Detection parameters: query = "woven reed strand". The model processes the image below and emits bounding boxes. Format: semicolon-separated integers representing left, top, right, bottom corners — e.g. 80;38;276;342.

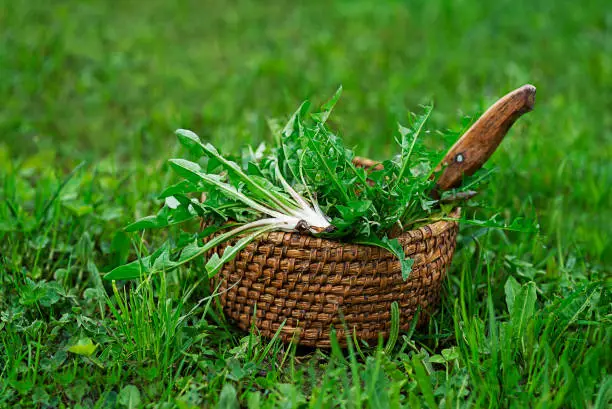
208;158;460;347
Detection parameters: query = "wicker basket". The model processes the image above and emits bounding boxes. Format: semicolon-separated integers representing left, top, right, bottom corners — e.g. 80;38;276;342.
208;158;460;348
206;84;537;347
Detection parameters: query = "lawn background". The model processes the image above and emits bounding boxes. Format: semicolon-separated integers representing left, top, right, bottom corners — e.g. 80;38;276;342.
1;0;610;408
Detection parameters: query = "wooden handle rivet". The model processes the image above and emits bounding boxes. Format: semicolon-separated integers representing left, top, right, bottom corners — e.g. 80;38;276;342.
455;153;465;163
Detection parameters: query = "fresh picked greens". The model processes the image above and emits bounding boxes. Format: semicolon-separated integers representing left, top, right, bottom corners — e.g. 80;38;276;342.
104;88;485;282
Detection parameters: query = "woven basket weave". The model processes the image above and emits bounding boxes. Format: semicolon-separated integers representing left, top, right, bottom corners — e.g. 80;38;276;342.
209;158;460;348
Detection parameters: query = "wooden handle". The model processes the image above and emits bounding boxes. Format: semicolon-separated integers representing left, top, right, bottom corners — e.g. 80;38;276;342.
434;84;536;193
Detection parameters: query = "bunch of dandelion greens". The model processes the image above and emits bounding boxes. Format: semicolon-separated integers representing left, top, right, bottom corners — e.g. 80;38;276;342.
104;88;492;282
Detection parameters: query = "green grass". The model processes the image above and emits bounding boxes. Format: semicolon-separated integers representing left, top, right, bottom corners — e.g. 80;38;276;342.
1;0;611;407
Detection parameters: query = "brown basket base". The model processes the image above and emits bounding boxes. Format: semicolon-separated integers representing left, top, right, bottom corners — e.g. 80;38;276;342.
213;212;459;348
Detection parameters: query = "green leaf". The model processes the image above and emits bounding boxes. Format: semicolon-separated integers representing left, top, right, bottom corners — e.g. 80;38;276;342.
428;354;446;364
336;200;372;220
106;223;276;280
124;215;159;231
504;276;521;314
383;237;415;280
176;128;205;156
411;354;438;409
550;282;602;346
76;232;94;263
110;231;131;266
169;158;279;216
65;380;89;402
158;180;200;198
278;101;310;181
118;385;141;409
457;214;540;233
104;242;169;280
32;387;50;405
62;201;94;216
67;338;98;357
105;237;209;280
384;301;400;355
176;128;202;145
176;131;297;212
124;202;196;232
246;392;261;409
510;281;537;340
169;158;205;183
311;85;342;124
217;383;239;409
176;399;200;409
395;104;433;185
354;235;414;280
39;282;62;307
205;227;273;277
104;257;151;280
303;131;351;202
281;100;310;139
441;347;459;361
18;279;63;307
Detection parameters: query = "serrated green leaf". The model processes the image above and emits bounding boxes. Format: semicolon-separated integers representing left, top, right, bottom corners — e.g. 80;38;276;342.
311;85;342;124
395;104;433;185
354;235;414;280
510;281;537;341
124;203;196;232
382;236;415;280
104;242;169;280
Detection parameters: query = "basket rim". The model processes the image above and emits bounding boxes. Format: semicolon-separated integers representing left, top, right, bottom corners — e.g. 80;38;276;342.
222;207;461;250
